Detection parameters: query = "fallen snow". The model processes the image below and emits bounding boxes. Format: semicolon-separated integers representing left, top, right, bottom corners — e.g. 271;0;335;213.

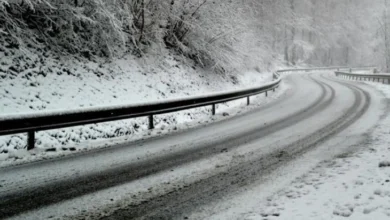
170;72;386;220
4;72;383;220
227;75;390;220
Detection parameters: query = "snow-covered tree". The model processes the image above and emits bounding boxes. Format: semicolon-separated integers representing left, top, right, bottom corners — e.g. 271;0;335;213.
0;0;386;72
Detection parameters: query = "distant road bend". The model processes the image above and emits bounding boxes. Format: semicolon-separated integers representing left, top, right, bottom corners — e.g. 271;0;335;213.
0;72;385;219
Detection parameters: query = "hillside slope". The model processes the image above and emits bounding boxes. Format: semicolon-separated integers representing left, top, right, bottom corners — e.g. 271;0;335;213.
0;37;283;165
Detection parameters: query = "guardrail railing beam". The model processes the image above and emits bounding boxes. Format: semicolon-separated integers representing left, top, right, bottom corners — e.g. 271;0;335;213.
334;68;390;86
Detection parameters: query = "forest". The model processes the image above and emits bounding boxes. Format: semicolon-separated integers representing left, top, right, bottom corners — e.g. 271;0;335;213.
0;0;388;73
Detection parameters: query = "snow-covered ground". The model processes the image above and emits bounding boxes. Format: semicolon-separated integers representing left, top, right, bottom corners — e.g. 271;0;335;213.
4;72;386;220
230;78;390;220
0;44;282;167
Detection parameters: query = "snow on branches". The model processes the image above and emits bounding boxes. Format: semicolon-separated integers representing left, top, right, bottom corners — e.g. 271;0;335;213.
0;0;383;72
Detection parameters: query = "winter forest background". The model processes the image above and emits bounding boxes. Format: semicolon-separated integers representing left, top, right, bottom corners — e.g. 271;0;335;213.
1;0;389;73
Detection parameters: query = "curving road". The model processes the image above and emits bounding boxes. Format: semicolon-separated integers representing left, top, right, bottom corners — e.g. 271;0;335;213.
0;72;385;220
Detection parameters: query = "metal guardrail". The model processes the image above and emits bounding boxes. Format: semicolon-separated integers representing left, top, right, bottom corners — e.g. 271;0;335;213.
277;66;348;73
0;67;372;150
335;70;390;84
272;66;354;79
277;66;375;74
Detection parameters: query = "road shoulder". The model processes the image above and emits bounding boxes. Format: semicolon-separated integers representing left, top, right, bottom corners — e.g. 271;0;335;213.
243;79;390;220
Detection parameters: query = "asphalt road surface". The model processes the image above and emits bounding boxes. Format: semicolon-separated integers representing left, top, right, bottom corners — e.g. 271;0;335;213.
0;72;385;219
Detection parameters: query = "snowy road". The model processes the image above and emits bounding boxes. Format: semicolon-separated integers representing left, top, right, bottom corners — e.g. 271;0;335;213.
0;72;385;220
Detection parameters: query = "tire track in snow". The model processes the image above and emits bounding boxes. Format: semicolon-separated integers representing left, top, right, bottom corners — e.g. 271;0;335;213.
99;73;370;220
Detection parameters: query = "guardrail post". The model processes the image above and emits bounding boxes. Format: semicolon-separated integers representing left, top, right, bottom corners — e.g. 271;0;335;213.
212;104;216;115
148;115;154;130
349;68;352;73
247;96;250;105
265;91;268;97
27;131;35;150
